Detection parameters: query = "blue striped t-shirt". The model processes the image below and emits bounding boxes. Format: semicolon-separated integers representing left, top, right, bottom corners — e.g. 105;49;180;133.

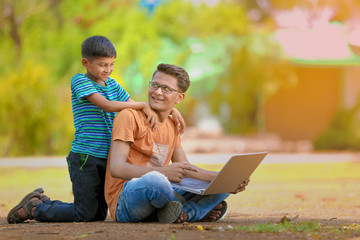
70;73;130;159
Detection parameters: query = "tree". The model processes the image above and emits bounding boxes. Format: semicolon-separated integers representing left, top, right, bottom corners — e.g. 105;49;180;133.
209;32;296;133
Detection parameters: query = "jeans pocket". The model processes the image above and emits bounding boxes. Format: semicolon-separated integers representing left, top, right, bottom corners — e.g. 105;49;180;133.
67;152;85;182
66;156;71;168
78;153;89;170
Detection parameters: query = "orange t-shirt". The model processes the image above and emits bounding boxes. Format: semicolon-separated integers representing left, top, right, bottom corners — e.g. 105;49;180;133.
104;109;182;220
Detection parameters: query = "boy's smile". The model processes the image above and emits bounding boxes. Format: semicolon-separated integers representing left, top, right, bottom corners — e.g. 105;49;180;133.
82;57;115;84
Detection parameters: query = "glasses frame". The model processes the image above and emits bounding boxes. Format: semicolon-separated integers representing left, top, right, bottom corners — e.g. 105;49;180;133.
148;82;182;94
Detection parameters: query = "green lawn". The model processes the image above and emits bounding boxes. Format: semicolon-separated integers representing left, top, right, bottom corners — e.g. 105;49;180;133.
1;161;360;238
1;161;360;221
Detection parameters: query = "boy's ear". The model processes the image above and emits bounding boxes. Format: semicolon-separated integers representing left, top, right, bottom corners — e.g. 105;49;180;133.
175;93;185;105
82;58;89;68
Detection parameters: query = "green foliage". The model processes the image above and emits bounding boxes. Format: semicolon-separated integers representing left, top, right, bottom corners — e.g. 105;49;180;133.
209;33;296;134
0;0;303;156
0;61;73;156
0;0;248;156
314;105;360;151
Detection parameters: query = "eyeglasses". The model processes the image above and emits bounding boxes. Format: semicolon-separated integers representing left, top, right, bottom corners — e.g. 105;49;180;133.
149;82;182;94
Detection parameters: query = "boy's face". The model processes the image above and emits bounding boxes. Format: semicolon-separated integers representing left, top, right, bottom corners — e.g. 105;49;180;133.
148;71;184;112
82;57;115;82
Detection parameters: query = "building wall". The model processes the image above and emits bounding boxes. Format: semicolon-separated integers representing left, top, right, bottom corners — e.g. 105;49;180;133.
343;66;360;109
264;66;341;141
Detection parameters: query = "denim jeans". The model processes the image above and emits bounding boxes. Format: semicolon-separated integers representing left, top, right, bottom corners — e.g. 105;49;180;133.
33;151;108;222
115;171;229;223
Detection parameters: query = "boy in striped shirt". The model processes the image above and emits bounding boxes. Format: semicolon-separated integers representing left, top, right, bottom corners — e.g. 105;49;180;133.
7;36;185;223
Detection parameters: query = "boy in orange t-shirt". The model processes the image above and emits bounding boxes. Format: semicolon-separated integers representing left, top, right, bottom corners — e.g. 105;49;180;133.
105;63;249;223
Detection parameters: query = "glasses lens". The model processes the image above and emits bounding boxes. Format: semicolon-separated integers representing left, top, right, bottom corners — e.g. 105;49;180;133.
149;82;158;89
161;86;172;94
149;82;178;94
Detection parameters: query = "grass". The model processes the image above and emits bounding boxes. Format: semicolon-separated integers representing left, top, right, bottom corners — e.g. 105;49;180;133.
181;220;360;238
234;220;321;233
0;161;359;237
233;221;359;235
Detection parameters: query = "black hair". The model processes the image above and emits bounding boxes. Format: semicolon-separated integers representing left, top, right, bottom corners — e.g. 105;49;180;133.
152;63;191;93
81;36;116;60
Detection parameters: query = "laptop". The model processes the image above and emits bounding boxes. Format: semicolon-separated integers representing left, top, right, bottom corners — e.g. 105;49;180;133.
171;152;267;195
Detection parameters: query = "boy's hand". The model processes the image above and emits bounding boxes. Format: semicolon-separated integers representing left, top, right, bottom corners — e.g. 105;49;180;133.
230;178;250;194
143;103;158;130
171;108;186;134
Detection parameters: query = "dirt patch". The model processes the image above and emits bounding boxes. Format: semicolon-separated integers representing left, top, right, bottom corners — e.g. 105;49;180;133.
1;162;360;239
1;215;359;240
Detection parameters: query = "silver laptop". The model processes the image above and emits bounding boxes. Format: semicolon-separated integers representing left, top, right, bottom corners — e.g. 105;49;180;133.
171;152;267;195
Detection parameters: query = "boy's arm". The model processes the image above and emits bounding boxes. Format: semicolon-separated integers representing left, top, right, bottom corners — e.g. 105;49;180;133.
109;140;198;182
170;108;186;134
86;92;157;129
87;92;145;112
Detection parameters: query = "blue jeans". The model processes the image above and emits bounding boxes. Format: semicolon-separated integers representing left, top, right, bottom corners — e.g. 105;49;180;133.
116;171;229;223
33;151;108;222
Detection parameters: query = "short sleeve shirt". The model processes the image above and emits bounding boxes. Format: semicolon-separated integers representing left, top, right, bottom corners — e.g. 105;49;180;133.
70;73;130;159
104;109;182;220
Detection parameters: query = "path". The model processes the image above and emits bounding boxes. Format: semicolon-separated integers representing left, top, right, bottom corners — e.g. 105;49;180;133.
0;152;359;167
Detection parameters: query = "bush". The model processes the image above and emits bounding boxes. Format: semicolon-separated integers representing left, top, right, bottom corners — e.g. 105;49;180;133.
314;106;360;151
